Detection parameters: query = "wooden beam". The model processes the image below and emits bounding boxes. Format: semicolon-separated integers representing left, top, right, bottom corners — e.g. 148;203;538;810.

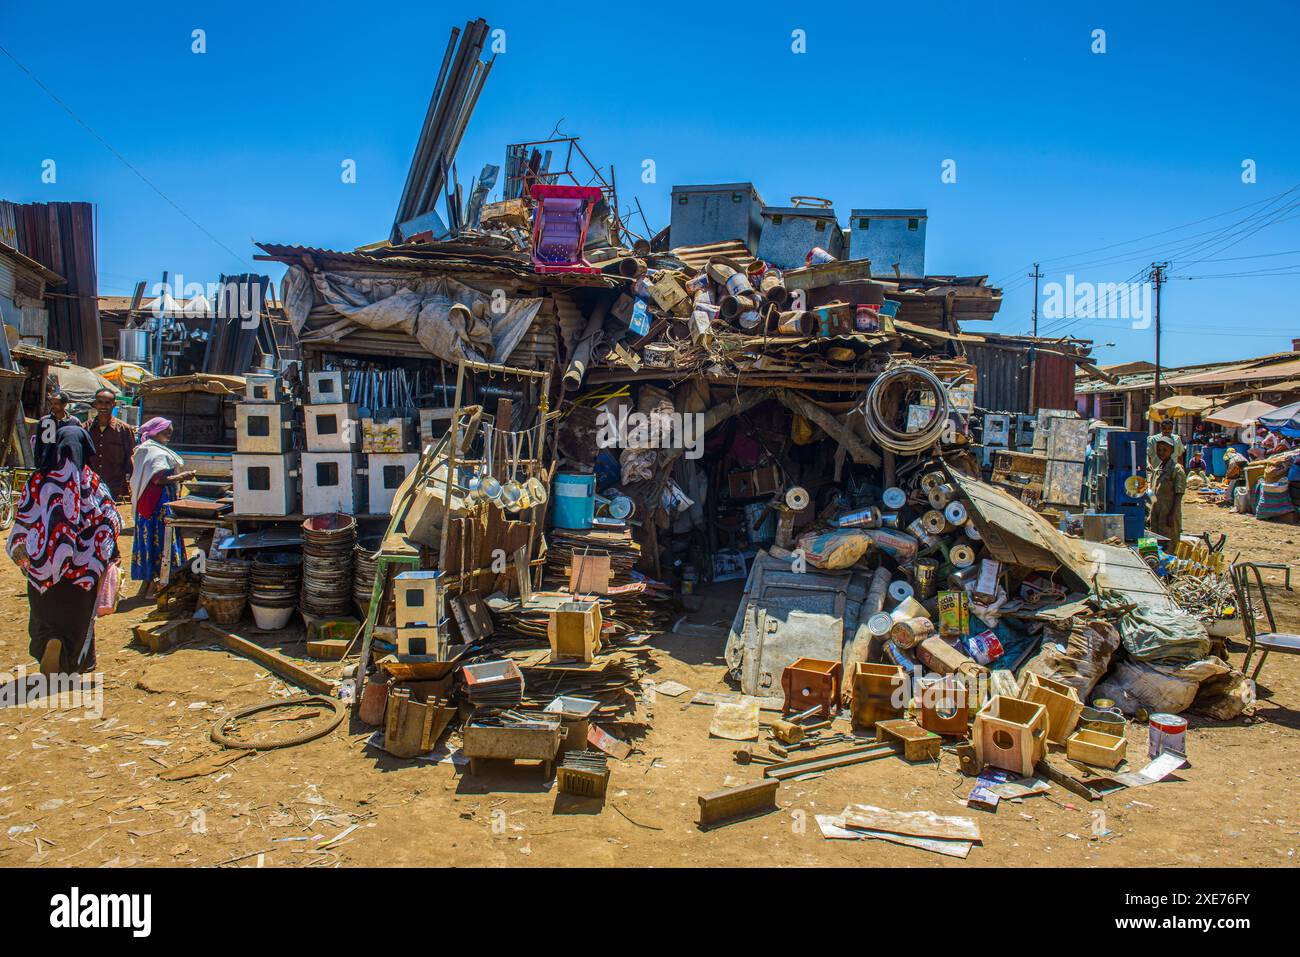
697;779;780;830
775;389;881;466
205;624;334;695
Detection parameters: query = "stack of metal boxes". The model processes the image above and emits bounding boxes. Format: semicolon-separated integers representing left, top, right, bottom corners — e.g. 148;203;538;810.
232;371;299;516
302;371;364;514
394;570;448;660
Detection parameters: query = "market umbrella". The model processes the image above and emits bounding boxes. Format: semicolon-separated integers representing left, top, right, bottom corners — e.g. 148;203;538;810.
1204;399;1277;429
1146;394;1216;421
1257;400;1300;439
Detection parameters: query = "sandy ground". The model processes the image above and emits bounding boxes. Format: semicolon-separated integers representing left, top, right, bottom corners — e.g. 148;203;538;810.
0;498;1297;869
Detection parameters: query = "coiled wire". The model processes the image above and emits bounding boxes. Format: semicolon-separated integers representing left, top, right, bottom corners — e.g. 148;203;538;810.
862;365;951;454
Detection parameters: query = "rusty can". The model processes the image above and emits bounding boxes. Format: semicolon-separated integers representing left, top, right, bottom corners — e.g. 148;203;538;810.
914;557;940;599
806;246;837;266
890;616;935;649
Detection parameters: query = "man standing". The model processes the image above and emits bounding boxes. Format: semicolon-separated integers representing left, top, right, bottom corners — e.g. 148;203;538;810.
1149;435;1187;547
85;388;136;500
1146;418;1184;469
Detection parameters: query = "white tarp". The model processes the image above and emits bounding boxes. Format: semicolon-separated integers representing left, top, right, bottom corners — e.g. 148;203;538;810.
282;265;542;365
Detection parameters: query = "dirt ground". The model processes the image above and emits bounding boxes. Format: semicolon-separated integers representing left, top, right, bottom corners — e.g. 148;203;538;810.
1;498;1297;868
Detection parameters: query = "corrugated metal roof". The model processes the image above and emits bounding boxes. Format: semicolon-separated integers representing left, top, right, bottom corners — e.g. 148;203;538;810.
1169;356;1300;387
668;239;757;271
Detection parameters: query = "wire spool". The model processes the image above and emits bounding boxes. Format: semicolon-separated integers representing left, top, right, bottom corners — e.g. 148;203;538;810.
944;501;969;527
862;365;952;454
965;523;982;541
882;486;907;510
785;486;810;511
950;543;978;568
920;472;945;495
888;580;914;603
922;509;949;535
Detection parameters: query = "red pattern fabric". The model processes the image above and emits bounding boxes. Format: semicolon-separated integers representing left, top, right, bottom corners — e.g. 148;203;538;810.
6;460;121;594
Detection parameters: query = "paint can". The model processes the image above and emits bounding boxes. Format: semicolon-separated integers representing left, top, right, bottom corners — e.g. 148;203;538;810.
882;486;907;510
944;501;969;526
855;303;881;332
760;271;788;306
878;510;902;529
890;616;935;649
724;272;755;297
685;273;709;295
1148;712;1188;758
737;309;763;331
643;343;674;366
914;557;940;599
907;517;938;549
775;310;813;335
806;246;837;266
888;580;915;604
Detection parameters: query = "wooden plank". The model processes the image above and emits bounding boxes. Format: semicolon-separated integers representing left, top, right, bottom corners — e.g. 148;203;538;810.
697;779;780;830
205;624;334;695
763;743;895;780
838;804;982;842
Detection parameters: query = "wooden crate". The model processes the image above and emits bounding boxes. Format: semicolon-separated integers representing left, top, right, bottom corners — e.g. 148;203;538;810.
1066;728;1127;769
781;657;842;717
974;695;1049;776
1018;672;1083;745
850;662;906;729
547;601;602;663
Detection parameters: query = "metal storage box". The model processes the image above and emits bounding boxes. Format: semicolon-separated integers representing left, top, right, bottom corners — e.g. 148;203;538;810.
244;372;281;403
367;452;419;515
669;182;765;253
304;403;360;452
308;370;347;405
394;570;444;627
758;202;844;270
232;452;299;516
847;209;927;277
236;401;295;454
302;451;364;514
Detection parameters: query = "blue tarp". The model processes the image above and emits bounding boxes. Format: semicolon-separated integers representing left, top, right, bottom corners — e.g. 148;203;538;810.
1257;400;1300;439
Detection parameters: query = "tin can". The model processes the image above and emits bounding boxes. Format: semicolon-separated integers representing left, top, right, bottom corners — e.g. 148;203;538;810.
906;517;937;549
737;309;763;330
867;611;894;637
944;501;968;526
724;272;754;297
890;616;935;649
878;510;902;529
835;505;881;529
949;543;977;568
965;524;982;541
914;557;940;599
890;596;927;621
882;486;907;510
684;273;709;295
927;483;956;510
806;246;837;266
922;509;949;534
855;303;881;332
1148;712;1188;758
889;580;914;603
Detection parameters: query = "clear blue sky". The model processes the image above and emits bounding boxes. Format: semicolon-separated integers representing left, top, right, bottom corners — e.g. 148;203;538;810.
3;0;1297;368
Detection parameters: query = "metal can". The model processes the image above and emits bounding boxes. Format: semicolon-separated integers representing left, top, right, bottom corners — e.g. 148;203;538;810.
914;557;940;599
835;505;881;529
882;487;907;510
1148;712;1188;758
889;580;914;603
806;246;837;266
855;304;881;332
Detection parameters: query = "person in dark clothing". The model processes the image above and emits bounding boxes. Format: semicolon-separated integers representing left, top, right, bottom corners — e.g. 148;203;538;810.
7;421;121;675
85;388;136;500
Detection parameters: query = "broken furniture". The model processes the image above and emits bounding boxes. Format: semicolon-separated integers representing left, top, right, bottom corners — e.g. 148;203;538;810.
781;657;842;717
1018;671;1083;744
974;696;1049;777
383;686;454;758
463;712;564;777
1229;561;1300;681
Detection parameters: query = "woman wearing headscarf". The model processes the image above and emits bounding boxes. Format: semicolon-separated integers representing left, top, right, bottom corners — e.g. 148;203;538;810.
7;420;121;675
129;418;196;598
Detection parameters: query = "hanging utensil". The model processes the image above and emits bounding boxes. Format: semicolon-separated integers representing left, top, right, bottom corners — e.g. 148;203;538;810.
500;430;524;512
524;423;548;508
478;421;504;506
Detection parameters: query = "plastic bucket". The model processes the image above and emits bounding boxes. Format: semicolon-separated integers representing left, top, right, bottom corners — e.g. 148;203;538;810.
553;473;596;529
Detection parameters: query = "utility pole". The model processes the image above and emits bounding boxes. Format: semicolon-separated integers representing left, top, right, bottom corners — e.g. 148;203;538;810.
1029;262;1043;336
1150;261;1167;432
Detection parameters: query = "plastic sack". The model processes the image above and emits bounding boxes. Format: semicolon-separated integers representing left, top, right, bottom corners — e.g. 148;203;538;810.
96;562;120;618
1020;618;1122;699
1097;590;1211;665
796;530;872;570
1093;655;1230;715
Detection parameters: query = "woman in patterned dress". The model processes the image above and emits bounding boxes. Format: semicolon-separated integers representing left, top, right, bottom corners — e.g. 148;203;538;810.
128;418;195;599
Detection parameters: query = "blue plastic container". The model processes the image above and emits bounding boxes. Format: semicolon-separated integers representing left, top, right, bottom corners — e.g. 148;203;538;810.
553;473;596;529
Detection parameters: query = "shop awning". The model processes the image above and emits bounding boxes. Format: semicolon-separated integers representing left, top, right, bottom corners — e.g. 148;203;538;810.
1146;394;1216;420
1257;400;1300;439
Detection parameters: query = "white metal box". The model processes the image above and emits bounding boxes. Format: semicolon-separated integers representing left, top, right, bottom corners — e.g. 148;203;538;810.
304;403;360;453
308;370;347;405
232;452;299;516
236;401;295;454
302;451;364;514
394;570;444;627
418;408;453;448
366;452;419;516
244;373;282;403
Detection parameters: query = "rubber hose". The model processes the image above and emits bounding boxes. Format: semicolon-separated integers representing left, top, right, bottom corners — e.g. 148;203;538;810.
211;694;345;750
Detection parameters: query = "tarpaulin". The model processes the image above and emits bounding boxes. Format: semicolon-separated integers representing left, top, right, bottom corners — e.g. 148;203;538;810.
283;265;542;365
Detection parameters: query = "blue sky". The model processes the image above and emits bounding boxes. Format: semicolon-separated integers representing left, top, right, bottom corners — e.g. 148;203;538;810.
3;0;1297;368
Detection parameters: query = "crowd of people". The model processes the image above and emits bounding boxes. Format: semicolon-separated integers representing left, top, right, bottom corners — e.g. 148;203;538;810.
4;389;192;677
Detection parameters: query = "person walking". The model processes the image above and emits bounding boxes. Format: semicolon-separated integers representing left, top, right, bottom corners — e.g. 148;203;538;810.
128;418;195;599
6;421;121;675
85;388;136;501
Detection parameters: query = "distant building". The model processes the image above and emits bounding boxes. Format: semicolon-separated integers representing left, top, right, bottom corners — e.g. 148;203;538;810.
848;209;927;277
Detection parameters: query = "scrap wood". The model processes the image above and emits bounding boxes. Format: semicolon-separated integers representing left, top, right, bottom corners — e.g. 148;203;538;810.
836;804;982;842
697;779;780;830
816;816;974;859
206;624;335;695
709;700;760;741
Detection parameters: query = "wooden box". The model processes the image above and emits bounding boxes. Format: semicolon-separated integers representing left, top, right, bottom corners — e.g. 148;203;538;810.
1018;671;1083;745
917;677;971;737
974;695;1049;776
547;601;602;663
568;549;612;595
1066;728;1127;769
781;657;842;717
850;662;906;729
727;464;783;499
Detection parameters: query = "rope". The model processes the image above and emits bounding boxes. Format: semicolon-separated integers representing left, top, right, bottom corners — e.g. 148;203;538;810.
211;695;345;750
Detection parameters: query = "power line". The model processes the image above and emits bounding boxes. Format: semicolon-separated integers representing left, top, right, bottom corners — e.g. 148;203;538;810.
0;43;249;266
